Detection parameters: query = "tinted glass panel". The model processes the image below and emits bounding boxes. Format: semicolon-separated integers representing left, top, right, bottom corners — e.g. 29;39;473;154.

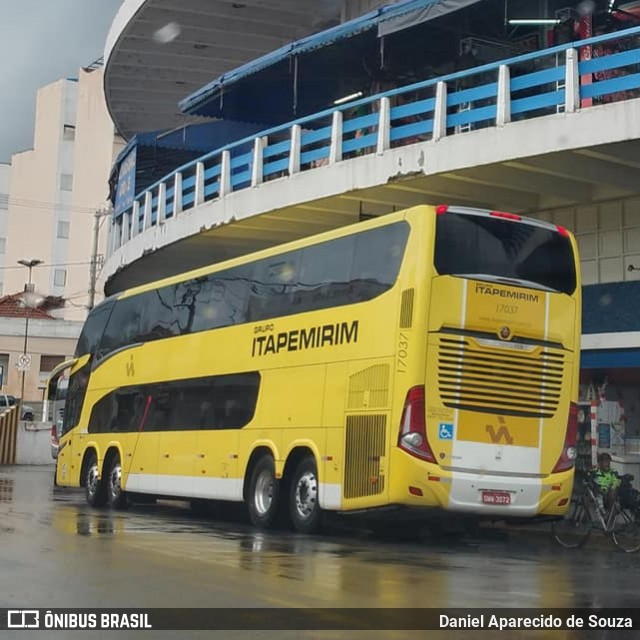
62;361;91;435
98;295;144;359
248;252;302;321
292;236;355;312
88;388;146;434
138;287;180;341
435;213;576;294
88;373;260;433
75;300;113;357
351;225;408;301
205;264;253;328
95;222;410;359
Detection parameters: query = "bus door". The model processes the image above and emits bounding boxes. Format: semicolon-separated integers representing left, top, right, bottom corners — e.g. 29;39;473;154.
195;412;240;502
145;384;199;498
116;387;159;494
195;373;262;502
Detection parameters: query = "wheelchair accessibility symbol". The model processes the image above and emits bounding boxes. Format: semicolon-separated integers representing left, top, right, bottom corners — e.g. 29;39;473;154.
438;423;454;440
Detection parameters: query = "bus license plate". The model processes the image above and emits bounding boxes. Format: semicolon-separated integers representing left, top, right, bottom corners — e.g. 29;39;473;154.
482;491;511;505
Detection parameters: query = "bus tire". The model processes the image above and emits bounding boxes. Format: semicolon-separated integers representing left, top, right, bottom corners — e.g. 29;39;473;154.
247;456;280;529
289;456;321;534
84;451;107;508
106;453;127;510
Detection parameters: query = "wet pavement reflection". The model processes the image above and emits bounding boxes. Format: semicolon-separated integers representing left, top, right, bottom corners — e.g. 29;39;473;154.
1;466;638;639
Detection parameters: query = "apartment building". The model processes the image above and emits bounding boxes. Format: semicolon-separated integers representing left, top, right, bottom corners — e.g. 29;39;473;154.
0;67;122;401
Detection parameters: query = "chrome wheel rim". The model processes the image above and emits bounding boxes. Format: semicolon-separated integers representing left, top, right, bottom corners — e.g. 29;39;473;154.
109;463;122;500
294;471;318;520
87;463;99;498
254;469;274;515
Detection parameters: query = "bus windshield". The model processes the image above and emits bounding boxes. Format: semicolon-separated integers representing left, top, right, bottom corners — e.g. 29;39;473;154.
434;211;577;295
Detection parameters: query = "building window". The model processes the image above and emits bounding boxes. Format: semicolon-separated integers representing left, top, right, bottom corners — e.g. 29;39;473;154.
63;125;75;141
60;174;73;191
54;269;67;287
0;193;8;210
57;221;70;239
40;354;66;374
0;238;6;254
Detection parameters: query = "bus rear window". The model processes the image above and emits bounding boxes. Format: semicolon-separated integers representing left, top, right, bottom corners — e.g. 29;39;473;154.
435;212;576;294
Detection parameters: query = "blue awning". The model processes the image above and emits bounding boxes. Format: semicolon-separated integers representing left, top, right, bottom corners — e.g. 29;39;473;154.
581;348;640;369
179;0;482;119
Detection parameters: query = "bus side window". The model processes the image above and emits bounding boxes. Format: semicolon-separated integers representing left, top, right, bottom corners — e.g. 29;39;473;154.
350;225;409;300
248;252;301;321
296;235;355;311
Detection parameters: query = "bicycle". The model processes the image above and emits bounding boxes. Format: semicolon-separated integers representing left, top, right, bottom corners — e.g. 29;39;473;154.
551;471;640;553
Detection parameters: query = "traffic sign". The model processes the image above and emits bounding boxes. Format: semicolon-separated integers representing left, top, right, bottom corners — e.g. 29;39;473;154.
16;354;31;372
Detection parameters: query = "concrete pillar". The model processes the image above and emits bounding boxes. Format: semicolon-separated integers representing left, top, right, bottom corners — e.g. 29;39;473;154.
289;124;301;175
377;96;391;154
433;81;448;141
496;64;511;126
329;111;343;164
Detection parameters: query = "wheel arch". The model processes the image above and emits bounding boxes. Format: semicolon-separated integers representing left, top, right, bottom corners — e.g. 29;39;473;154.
103;445;122;473
242;445;277;502
79;446;100;488
80;443;124;487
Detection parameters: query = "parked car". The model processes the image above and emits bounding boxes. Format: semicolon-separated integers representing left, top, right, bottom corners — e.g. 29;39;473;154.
0;394;35;421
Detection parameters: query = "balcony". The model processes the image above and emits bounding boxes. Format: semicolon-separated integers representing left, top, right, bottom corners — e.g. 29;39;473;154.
105;25;640;294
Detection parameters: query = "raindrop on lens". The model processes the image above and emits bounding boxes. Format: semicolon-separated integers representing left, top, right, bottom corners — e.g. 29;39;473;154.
153;22;181;44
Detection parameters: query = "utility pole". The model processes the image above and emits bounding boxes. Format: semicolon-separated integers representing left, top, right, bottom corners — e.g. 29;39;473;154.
17;259;43;414
88;208;112;310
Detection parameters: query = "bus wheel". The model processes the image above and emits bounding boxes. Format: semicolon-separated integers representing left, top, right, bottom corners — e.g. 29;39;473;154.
290;456;321;534
106;454;127;510
84;452;107;508
247;456;280;529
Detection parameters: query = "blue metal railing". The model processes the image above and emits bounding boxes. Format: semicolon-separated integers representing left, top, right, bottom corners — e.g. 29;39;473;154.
113;24;640;249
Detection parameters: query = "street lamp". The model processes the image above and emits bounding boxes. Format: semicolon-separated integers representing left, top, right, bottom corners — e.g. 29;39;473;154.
17;259;43;418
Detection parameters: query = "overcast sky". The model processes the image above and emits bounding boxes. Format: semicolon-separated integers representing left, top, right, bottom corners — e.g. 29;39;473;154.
0;0;122;163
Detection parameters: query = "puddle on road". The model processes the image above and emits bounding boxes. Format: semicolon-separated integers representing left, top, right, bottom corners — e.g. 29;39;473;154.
0;477;14;502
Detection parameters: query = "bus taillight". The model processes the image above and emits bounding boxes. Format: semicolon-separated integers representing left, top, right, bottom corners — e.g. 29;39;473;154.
490;210;521;221
552;402;578;473
398;386;436;463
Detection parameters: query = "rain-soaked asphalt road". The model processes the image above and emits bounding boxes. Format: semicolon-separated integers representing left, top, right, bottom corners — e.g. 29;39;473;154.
1;465;639;640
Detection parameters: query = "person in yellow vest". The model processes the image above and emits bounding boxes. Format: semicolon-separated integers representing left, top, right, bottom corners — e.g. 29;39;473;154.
594;452;621;510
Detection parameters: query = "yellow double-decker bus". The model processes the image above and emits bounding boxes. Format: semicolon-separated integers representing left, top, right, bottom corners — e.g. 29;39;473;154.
56;204;581;533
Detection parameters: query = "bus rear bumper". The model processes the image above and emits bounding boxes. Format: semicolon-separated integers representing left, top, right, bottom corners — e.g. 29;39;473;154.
390;461;574;518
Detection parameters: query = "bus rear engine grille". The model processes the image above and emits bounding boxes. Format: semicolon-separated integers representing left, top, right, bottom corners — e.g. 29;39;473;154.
344;414;386;499
437;337;564;419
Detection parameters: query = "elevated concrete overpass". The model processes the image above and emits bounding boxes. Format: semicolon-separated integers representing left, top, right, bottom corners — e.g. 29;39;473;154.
103;25;640;294
104;104;640;293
